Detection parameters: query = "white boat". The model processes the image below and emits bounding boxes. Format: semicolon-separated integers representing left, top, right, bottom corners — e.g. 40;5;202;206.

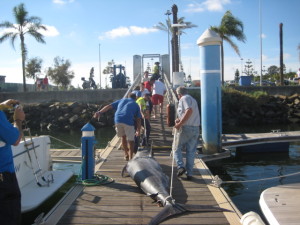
13;135;73;213
259;183;300;225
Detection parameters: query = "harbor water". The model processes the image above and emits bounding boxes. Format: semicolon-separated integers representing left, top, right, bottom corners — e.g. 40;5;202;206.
208;123;300;221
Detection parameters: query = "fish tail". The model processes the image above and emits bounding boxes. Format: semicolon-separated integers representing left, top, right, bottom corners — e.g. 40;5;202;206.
148;203;230;225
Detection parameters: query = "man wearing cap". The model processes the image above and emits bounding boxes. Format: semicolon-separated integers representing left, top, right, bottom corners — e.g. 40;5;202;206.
94;93;141;160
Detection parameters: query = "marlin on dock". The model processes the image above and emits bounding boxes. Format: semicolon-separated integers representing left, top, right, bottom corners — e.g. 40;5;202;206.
122;147;228;225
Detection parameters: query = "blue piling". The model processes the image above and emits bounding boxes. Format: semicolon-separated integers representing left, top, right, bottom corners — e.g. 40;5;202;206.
81;123;96;180
197;29;222;154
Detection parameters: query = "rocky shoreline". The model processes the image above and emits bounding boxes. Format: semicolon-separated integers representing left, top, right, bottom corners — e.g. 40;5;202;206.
4;93;300;131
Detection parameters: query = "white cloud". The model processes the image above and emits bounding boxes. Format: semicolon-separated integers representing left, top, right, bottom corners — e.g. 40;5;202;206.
99;26;157;40
185;0;231;13
0;24;59;37
260;33;266;39
53;0;74;5
39;25;60;37
262;54;268;61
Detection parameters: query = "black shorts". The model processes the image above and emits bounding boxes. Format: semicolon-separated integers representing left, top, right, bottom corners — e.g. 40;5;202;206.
0;172;21;225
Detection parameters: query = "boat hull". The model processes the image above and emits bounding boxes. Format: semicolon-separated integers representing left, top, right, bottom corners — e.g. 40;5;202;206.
13;136;73;213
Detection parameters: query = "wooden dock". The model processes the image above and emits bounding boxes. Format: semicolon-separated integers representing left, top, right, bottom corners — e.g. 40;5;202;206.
44;113;242;225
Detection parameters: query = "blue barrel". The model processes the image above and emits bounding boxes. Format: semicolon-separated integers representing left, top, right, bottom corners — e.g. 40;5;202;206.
239;76;252;86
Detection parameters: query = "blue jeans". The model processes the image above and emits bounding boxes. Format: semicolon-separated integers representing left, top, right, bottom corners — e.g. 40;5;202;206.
174;126;200;176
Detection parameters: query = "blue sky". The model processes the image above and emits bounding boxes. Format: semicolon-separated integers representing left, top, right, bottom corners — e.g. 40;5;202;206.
0;0;299;88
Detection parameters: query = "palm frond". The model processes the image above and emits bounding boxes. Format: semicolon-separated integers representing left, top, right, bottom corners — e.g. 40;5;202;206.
223;36;240;57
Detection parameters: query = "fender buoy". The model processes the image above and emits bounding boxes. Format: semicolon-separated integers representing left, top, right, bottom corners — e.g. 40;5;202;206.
167;104;175;127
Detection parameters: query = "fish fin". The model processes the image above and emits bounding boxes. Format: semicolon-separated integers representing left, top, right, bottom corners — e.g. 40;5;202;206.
121;164;129;177
148;203;230;225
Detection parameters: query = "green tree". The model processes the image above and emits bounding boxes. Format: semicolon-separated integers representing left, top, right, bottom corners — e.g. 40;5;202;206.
267;65;279;76
154;16;197;72
46;56;74;90
25;57;43;82
154;16;197;35
102;60;115;74
0;3;47;92
234;69;240;83
210;10;246;86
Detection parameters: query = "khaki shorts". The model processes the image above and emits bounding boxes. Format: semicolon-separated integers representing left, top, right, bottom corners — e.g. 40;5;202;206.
115;123;135;141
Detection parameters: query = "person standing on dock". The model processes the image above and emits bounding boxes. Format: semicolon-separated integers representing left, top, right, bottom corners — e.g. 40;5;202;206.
174;86;200;180
0;99;25;225
142;71;150;83
152;78;166;118
94;93;142;160
152;62;161;80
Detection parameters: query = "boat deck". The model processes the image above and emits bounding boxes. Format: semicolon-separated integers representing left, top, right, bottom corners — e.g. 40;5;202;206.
260;183;300;225
45;114;241;224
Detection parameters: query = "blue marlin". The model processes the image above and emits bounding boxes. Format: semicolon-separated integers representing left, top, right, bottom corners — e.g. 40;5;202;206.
122;148;229;225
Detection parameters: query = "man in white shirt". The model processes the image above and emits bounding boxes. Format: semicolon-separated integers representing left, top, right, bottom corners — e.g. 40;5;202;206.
152;79;166;118
174;86;200;180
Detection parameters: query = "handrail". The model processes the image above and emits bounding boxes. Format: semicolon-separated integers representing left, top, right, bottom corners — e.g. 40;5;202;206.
123;73;142;99
163;73;178;106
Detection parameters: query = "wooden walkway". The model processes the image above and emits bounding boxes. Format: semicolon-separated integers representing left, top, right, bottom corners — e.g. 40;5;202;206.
44;112;241;224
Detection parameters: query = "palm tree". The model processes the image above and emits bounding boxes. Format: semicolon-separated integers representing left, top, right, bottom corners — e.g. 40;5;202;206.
0;3;47;92
154;16;197;35
154;17;197;73
210;10;246;86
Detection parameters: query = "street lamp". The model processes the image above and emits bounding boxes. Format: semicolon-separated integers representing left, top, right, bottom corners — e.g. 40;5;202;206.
99;43;101;89
165;10;172;59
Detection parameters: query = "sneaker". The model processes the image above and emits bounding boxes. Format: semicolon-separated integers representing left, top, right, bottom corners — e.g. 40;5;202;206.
177;167;186;177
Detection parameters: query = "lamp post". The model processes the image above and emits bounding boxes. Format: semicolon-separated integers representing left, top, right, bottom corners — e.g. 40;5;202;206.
99;43;101;89
165;10;172;59
165;10;172;82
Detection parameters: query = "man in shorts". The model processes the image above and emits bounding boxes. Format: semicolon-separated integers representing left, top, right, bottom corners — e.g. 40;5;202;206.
152;78;166;118
94;93;141;160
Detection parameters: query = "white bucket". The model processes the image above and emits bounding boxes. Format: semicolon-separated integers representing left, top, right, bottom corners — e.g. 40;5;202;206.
240;211;265;225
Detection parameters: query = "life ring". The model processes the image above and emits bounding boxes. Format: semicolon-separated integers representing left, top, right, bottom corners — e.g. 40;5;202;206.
167;104;175;127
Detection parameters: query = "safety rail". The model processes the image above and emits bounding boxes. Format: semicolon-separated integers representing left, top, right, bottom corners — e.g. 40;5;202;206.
162;73;178;106
123;73;142;99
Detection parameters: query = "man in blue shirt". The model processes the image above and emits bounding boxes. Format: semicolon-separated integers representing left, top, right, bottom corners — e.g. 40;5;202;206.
0;99;25;225
94;93;141;160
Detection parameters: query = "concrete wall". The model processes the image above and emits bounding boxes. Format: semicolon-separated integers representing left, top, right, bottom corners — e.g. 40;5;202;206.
1;86;300;104
0;89;127;104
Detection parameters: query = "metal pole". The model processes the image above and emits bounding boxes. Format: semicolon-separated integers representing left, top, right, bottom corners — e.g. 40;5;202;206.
259;0;263;86
99;43;101;89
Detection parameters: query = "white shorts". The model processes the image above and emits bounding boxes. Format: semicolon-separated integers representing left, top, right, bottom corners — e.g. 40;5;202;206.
115;123;135;141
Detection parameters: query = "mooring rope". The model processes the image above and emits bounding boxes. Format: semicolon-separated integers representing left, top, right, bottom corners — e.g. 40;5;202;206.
211;171;300;188
49;135;80;149
196;156;300;188
48;135;114;185
169;127;182;197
